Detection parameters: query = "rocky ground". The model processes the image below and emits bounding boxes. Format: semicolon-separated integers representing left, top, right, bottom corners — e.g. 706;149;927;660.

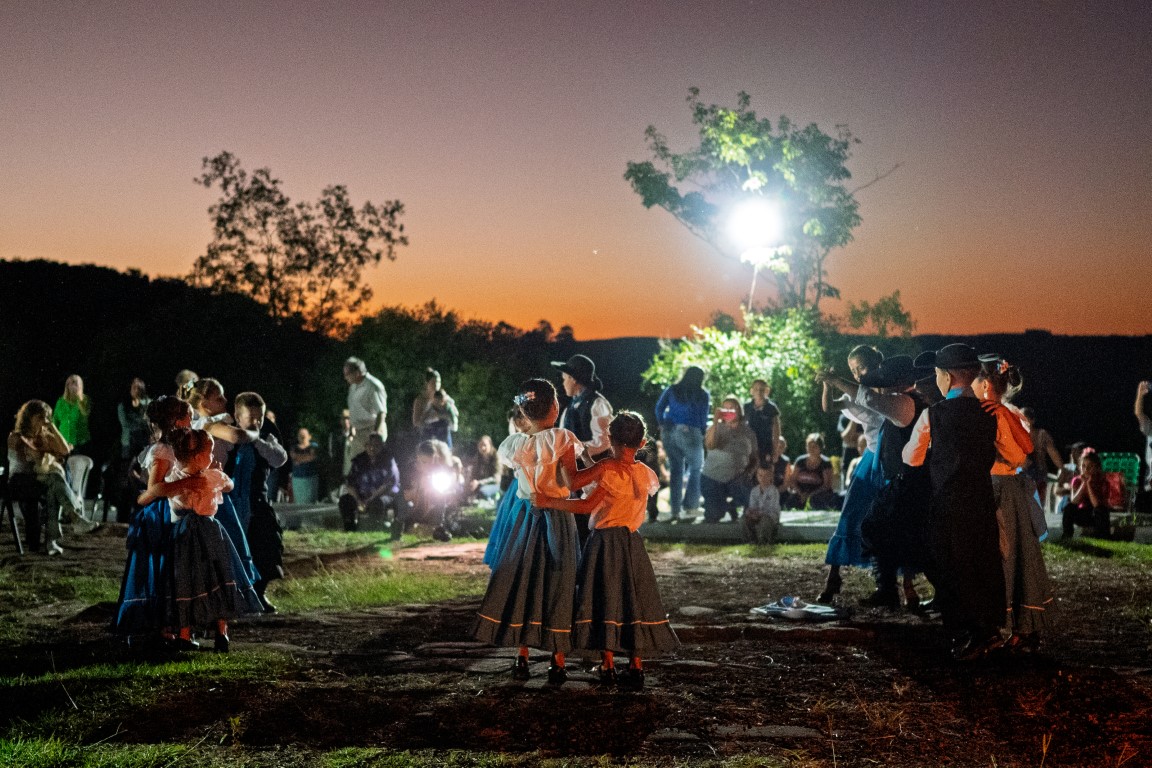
1;527;1151;767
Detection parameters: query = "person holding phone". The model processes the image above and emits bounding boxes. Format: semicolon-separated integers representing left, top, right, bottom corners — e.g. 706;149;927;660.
700;398;759;524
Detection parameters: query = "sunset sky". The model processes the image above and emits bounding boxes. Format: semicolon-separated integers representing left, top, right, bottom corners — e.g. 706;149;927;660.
2;1;1150;340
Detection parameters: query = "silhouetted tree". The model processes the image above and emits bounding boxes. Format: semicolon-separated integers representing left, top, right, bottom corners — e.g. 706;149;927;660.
191;151;408;335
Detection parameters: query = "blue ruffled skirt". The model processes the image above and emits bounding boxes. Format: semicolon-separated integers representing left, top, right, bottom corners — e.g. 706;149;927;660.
115;500;175;635
825;448;883;567
483;480;530;570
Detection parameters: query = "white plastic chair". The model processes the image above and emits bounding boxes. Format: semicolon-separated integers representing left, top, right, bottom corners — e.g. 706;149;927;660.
66;454;93;518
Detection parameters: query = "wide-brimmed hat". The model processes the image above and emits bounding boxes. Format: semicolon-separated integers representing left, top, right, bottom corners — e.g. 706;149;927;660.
914;343;981;370
550;354;603;391
859;355;918;388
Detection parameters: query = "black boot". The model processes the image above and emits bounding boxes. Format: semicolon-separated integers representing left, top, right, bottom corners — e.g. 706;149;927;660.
816;569;842;604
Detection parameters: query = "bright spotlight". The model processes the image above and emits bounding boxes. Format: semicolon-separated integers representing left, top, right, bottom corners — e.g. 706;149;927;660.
728;198;782;251
429;469;454;495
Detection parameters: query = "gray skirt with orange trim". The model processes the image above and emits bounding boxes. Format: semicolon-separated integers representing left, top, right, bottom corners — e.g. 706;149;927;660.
472;505;578;653
993;473;1054;636
573;526;680;654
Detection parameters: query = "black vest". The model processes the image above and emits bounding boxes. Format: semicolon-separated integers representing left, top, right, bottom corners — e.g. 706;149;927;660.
877;393;926;481
562;391;599;442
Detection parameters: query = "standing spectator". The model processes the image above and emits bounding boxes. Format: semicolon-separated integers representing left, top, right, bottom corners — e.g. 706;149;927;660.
411;368;459;448
744;379;780;468
339;433;401;532
290;427;321;504
638;430;669;523
344;356;388;458
330;409;355;481
115;378;152;522
655;366;710;522
701;398;759;523
54;374;92;456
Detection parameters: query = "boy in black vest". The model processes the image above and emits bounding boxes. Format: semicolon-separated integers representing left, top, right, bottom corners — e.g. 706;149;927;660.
551;354;613;544
902;344;1005;661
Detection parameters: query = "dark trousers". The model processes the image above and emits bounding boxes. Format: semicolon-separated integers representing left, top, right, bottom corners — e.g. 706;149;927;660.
338;494;395;532
701;475;751;523
1062;503;1110;539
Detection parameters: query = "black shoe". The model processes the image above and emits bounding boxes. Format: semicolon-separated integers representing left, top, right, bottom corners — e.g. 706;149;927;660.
816;572;842;604
951;633;1001;662
171;637;200;651
214;633;230;653
261;598;278;614
902;589;921;611
859;590;900;609
595;665;618;687
511;656;531;680
620;668;645;691
547;664;568;685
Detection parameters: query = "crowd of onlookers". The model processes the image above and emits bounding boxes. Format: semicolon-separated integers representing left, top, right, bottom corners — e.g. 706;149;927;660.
7;360;1151;558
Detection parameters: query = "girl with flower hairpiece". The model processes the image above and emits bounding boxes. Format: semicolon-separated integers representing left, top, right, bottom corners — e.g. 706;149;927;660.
974;355;1053;654
472;378;583;685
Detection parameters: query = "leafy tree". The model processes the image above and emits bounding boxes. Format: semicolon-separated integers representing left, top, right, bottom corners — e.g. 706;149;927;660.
191;151;408;335
642;308;829;451
625;89;862;310
845;290;916;339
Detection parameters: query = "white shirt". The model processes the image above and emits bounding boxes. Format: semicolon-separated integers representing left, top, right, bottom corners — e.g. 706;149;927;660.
836;392;886;452
498;428;584;501
347;372;388;430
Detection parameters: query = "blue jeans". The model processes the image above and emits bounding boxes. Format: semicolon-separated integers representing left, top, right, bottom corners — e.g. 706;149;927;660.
701;474;752;523
664;424;704;516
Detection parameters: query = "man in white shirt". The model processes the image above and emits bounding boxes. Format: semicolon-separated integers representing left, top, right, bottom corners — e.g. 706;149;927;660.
344;356;388;459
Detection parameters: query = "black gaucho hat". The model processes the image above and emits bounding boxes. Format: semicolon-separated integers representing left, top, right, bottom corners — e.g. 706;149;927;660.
550;354;603;391
858;355;918;388
914;343;981;370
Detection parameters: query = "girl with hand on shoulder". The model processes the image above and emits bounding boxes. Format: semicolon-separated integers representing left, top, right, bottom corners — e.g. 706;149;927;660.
532;411;679;689
168;428;262;652
473;379;582;685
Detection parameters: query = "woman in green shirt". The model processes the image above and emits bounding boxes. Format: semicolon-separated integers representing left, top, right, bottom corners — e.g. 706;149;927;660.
53;374;91;453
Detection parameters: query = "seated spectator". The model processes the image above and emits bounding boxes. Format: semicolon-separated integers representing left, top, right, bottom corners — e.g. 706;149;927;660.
400;439;465;541
701;397;759;523
638;428;670;523
743;464;781;544
772;437;791;489
784;433;840;510
466;435;501;502
290;427;321;504
1064;448;1111;539
1052;441;1088;516
338;433;401;532
7;400;97;555
843;435;869;492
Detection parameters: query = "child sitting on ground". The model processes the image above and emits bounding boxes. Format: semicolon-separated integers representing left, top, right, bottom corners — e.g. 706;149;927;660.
533;411;680;689
743;464;781;545
169;428;262;652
